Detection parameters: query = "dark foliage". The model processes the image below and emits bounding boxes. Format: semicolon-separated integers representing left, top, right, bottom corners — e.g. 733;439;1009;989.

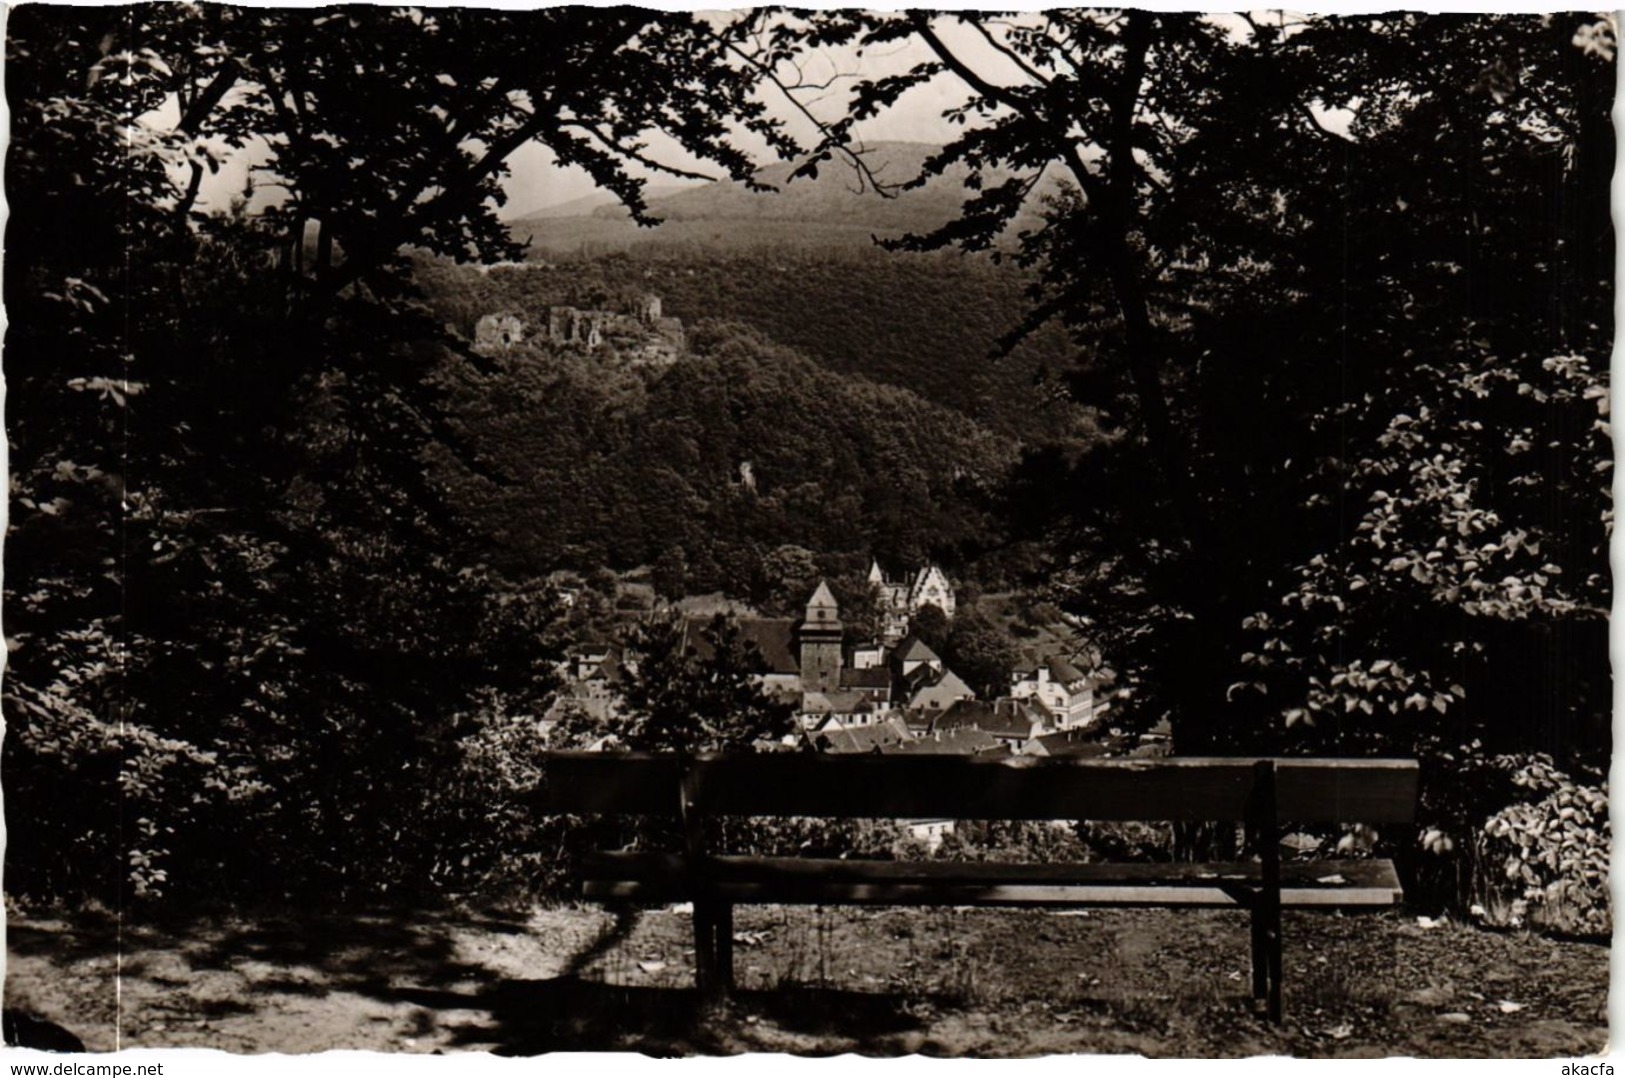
3;4;796;906
427;320;1012;590
412;248;1100;445
781;11;1613;763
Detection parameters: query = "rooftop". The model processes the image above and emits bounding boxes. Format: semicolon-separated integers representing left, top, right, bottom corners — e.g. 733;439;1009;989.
894;635;942;665
880;728;1008;756
935;697;1050;739
1047;657;1089;685
840;667;892;691
812;716;912;754
681;616;799;675
1023;730;1110;757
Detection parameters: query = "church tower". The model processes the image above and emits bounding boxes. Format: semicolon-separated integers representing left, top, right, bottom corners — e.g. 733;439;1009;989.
799;580;844;694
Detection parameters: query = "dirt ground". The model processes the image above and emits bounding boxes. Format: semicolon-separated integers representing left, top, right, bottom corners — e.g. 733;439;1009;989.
3;902;1609;1058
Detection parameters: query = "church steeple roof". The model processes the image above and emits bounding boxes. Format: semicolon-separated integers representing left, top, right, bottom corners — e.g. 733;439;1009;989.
807;579;838;611
802;579;843;631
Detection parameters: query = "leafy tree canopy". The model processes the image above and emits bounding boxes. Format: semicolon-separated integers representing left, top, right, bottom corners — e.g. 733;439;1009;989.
3;4;805;904
770;11;1613;763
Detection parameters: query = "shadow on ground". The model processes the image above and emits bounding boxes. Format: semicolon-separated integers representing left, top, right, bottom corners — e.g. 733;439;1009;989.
5;903;1609;1057
372;978;936;1056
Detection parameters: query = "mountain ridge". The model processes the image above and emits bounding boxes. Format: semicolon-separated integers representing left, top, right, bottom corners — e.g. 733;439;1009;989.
511;142;1055;254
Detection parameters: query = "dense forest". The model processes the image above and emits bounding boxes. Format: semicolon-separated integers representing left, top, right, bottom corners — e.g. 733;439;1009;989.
424;316;1015;588
415;248;1096;445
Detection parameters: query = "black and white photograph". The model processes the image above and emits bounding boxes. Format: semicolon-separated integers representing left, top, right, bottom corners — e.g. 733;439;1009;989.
1;3;1614;1061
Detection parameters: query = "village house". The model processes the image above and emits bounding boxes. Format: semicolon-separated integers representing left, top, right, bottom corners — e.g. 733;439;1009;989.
1010;657;1103;729
903;667;975;713
839;665;892;703
564;644;623;696
543;643;626;725
891;635;943;679
798;692;892;729
933;697;1053;747
894;638;976;713
882;727;1007;756
1020;729;1111;758
901;818;955;852
849;641;886;669
807;715;912;754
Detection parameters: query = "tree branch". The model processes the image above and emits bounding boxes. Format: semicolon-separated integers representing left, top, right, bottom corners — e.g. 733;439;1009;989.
911;13;1105;201
711;29;894;196
177;59;241;137
561;121;721;183
911;14;1031;117
173;159;205;230
963;15;1052;89
1297;100;1354;142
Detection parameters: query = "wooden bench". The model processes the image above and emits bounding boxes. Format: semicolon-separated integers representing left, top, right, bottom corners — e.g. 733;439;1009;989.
538;752;1419;1021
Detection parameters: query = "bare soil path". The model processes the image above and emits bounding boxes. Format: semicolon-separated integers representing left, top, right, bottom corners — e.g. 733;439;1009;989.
4;903;1608;1057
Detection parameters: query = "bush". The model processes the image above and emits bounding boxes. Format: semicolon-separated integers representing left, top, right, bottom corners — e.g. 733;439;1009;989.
719;817;925;861
1476;758;1609;937
1074;820;1175;863
934;820;1092;863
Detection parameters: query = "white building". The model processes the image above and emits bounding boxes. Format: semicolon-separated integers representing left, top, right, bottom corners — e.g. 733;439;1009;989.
1010;658;1101;729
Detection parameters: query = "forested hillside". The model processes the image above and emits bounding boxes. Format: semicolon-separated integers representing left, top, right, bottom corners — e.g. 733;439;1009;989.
428;320;1014;589
415;250;1097;444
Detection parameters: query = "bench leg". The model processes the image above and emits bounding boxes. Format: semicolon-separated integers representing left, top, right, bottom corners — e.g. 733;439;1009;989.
1266;906;1283;1024
1250;897;1268;1005
1249;894;1283;1022
716;902;734;992
1248;760;1284;1024
694;900;733;1004
694;901;717;1001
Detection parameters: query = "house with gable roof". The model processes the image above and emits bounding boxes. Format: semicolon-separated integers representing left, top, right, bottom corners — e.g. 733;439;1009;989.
808;715;912;754
933;696;1053;746
908;564;955;620
1021;729;1110;758
903;665;976;714
838;665;892;704
891;635;944;679
881;726;1007;756
1010;657;1104;729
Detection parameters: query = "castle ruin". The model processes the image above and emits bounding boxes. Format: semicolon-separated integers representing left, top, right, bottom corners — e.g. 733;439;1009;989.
472;312;525;352
474;292;682;367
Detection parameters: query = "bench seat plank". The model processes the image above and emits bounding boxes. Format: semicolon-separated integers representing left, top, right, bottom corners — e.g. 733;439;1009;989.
579;853;1403;909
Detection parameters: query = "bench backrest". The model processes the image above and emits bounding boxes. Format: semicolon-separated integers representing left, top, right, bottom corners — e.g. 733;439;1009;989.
537;752;1419;823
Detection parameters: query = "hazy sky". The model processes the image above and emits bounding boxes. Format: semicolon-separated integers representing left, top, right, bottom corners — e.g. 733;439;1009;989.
177;11;1276;221
177;17;988;220
497;27;992;220
496;12;1261;219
